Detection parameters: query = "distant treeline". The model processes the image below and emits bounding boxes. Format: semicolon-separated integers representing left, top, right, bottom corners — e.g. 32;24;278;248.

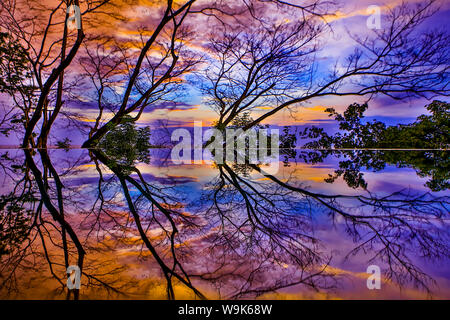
301;100;449;149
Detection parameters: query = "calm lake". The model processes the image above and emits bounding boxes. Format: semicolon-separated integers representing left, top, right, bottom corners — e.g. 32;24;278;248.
0;148;449;299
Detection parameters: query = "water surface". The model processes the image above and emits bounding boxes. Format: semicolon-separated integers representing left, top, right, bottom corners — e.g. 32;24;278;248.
0;148;448;299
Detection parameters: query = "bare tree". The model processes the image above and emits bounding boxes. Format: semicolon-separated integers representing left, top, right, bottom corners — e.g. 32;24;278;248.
0;0;118;148
199;17;322;130
81;0;201;147
75;0;335;147
1;0;336;148
199;0;449;132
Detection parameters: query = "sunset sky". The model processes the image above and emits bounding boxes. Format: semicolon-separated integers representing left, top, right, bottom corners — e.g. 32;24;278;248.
1;0;449;145
107;0;450;126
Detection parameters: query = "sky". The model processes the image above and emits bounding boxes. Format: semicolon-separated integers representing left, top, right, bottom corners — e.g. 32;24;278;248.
125;0;449;128
0;0;449;146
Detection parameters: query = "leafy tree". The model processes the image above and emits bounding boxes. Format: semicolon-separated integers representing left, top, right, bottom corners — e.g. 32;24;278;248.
98;116;152;172
0;32;35;137
56;138;72;151
301;101;449;149
230;112;258;129
299;101;449;191
0;32;32;95
380;101;449;149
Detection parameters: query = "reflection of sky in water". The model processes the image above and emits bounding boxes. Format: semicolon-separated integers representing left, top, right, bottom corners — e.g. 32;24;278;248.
0;149;449;299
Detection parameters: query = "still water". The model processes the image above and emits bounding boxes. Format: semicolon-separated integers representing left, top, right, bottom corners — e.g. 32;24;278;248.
0;148;449;299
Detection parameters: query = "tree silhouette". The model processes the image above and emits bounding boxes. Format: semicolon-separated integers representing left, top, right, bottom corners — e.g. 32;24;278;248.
200;1;449;132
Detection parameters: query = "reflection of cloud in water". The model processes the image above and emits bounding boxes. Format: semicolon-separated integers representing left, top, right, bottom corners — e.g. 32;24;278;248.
0;149;448;299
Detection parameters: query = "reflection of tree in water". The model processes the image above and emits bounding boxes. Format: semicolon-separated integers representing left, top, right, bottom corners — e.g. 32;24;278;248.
298;150;449;192
1;133;207;299
0;192;35;257
0;149;134;299
90;148;206;300
194;161;449;297
299;101;449;191
0;144;449;299
195;163;335;298
98;116;152;173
